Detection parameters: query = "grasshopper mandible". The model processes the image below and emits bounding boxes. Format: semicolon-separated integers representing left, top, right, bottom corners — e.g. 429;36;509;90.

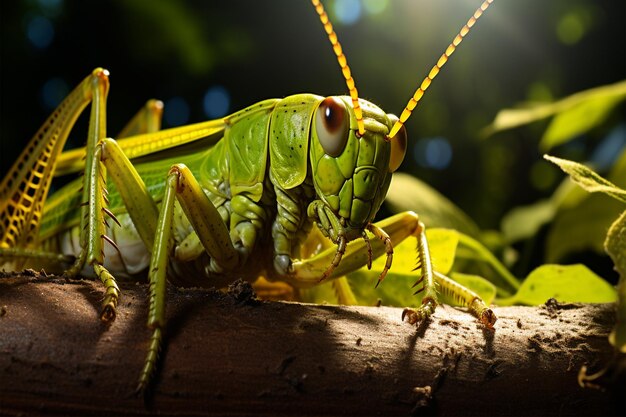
0;0;496;394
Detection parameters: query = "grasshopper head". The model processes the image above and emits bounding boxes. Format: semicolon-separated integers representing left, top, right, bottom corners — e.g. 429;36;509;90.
309;0;492;242
309;96;407;241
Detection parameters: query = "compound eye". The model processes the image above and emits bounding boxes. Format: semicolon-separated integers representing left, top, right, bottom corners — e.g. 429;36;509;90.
389;124;407;172
315;97;349;157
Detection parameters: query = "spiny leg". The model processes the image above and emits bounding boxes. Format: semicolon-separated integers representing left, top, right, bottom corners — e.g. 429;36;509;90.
431;271;496;328
82;105;228;321
137;164;239;395
61;75;164;321
367;223;393;288
136;173;176;395
321;234;346;282
401;220;438;325
0;68;122;321
306;200;348;282
70;73;125;321
361;230;373;270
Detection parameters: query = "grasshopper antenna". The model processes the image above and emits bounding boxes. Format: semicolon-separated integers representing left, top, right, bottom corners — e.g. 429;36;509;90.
311;0;365;136
389;0;494;139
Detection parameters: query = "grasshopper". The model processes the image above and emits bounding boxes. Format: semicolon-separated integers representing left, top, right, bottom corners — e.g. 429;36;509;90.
0;0;496;394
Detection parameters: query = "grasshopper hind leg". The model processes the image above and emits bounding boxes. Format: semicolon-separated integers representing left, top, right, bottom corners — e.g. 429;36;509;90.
0;68;121;322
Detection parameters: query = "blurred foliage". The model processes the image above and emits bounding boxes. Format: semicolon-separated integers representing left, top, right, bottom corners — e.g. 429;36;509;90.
385;173;481;239
484;81;626;151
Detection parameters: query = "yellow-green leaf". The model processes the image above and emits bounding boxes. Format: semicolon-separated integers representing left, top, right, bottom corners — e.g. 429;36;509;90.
498;264;617;306
540;91;626;151
482;80;626;144
501;199;555;243
368;228;459;276
544;155;626;204
455;233;520;293
546;193;623;262
385;173;481;239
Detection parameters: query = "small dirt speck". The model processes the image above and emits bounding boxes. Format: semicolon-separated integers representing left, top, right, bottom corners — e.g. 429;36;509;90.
516;319;522;329
439;319;460;330
527;334;543;352
227;279;258;305
356;337;362;346
0;305;7;317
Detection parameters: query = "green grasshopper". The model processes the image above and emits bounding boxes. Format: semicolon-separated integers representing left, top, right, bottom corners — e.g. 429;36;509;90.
0;0;496;393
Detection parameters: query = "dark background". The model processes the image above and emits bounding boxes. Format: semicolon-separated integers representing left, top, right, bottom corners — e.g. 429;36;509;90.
1;0;624;236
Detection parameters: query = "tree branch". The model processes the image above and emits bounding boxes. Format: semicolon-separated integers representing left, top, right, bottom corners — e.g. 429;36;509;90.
0;273;622;416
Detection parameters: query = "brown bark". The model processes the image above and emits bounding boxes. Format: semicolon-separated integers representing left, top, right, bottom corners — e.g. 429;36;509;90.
0;272;622;416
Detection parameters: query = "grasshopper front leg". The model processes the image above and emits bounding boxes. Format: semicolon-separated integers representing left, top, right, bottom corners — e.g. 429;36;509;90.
289;211;497;328
136;163;239;394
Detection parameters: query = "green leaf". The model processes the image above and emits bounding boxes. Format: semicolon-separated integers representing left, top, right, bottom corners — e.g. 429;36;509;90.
455;233;520;293
426;229;458;275
540;90;626;151
500;199;555;243
482;80;626;145
385;173;482;239
499;178;587;244
298;280;338;305
608;147;626;185
498;264;617;306
349;271;420;307
544;155;626;204
546;193;624;262
605;210;626;352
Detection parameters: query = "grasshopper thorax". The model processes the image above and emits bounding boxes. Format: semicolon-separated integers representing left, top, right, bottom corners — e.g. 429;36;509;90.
310;96;407;241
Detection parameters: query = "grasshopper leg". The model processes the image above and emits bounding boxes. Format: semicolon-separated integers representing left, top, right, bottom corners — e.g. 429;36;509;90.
137;164;239;394
1;69;107;252
0;68;123;321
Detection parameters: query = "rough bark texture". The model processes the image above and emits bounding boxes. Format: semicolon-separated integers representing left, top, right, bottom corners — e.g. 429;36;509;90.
0;272;623;416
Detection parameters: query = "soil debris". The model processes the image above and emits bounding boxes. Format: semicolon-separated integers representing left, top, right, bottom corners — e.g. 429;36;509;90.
411;385;434;416
23;268;38;277
227;279;258;305
439;319;460;330
544;298;579;311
